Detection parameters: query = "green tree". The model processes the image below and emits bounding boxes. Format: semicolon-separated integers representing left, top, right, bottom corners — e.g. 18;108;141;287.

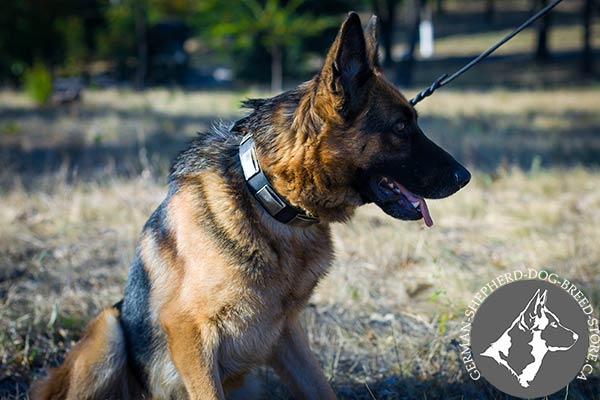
96;0;147;87
0;0;105;84
200;0;336;92
55;16;88;76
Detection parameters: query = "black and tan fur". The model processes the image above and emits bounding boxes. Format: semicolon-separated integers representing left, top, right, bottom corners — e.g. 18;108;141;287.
34;12;470;400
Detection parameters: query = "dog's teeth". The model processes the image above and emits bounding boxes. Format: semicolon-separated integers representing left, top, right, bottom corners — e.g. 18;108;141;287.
411;201;420;209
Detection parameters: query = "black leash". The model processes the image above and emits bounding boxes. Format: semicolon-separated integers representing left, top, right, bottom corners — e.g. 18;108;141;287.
409;0;564;106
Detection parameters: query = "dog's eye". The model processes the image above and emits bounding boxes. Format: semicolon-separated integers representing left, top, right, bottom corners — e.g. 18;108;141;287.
551;322;558;328
393;121;406;135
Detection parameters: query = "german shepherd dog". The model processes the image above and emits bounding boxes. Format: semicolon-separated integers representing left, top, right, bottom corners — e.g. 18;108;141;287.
34;12;470;400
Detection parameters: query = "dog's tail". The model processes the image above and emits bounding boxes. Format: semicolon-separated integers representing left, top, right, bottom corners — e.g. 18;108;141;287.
32;305;142;400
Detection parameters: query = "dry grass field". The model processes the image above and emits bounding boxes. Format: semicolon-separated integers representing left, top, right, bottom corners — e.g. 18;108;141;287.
1;86;599;399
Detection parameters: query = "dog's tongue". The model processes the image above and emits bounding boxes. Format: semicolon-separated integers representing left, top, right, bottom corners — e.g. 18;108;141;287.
418;197;433;227
400;186;434;227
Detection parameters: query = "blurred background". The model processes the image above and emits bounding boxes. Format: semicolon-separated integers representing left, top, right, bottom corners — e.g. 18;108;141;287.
0;0;598;94
0;0;599;399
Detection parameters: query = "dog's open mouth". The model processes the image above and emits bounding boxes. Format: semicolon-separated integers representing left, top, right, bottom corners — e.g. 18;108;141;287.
369;176;434;227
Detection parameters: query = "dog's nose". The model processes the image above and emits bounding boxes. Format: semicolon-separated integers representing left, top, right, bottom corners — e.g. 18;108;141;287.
573;332;579;340
454;167;471;189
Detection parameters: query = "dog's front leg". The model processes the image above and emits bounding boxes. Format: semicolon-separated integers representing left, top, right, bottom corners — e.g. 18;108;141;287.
270;318;337;400
163;317;224;400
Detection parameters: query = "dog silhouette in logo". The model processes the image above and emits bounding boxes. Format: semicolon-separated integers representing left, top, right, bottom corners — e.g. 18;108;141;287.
480;289;579;388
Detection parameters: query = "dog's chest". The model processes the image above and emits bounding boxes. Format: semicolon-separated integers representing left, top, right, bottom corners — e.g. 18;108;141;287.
216;243;332;373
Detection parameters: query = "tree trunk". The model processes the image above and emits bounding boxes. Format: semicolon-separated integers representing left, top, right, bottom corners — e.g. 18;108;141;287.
582;0;593;74
373;0;399;67
397;0;422;86
485;0;495;23
134;0;147;90
535;0;551;61
271;44;282;93
436;0;444;15
407;0;422;58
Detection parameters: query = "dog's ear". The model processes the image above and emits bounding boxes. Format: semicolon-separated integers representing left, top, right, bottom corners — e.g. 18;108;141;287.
318;12;372;119
532;289;548;318
534;290;548;316
519;289;543;329
364;15;379;69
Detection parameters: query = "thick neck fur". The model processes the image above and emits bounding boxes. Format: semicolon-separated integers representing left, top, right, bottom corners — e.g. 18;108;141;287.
236;79;364;223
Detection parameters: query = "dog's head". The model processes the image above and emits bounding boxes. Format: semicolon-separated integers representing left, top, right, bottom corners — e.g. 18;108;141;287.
519;289;579;351
310;12;470;225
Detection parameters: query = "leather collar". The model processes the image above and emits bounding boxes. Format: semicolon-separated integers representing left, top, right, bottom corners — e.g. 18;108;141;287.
238;134;319;228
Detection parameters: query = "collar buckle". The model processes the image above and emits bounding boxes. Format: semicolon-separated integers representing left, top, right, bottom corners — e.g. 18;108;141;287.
239;134;319;227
